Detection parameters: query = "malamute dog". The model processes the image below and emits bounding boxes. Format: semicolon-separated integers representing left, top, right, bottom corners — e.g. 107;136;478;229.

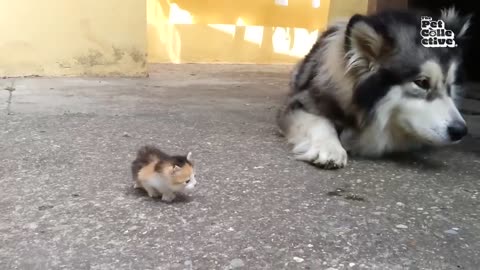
277;8;471;169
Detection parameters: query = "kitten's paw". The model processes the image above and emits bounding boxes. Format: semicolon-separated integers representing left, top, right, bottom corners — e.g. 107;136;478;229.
293;140;348;169
161;193;176;202
147;192;160;198
145;188;160;198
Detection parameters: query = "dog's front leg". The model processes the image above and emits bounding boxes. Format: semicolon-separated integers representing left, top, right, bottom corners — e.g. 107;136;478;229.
286;110;348;169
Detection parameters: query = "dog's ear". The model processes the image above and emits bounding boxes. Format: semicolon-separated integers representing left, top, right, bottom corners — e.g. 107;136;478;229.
345;14;393;63
440;7;472;43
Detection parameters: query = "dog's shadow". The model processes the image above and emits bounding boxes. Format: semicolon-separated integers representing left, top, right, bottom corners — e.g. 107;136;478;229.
350;149;447;170
380;152;444;170
126;186;194;204
453;136;480;157
353;138;479;170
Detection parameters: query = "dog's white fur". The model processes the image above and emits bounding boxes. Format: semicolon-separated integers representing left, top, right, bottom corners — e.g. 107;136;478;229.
286;110;348;167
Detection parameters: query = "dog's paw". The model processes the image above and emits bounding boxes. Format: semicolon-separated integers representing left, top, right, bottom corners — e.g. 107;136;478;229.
293;141;348;169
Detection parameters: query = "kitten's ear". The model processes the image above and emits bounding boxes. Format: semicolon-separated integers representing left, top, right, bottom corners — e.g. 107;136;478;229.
186;152;193;162
170;165;182;175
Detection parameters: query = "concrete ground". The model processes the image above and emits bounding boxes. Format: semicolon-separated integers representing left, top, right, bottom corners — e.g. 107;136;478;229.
1;64;479;270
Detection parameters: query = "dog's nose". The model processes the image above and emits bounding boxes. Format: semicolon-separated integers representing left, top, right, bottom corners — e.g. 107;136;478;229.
447;121;468;141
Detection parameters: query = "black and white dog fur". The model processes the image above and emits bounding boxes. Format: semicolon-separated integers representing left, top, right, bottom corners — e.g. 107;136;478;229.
277;7;471;169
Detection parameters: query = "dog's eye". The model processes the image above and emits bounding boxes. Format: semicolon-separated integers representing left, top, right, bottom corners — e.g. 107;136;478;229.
414;78;430;90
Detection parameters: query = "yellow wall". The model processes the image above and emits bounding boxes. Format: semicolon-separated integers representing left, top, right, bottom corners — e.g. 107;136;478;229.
328;0;369;23
147;0;368;64
0;0;147;77
0;0;368;76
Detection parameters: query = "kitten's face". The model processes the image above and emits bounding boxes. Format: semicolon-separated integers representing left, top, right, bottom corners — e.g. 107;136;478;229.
167;152;196;192
169;163;196;192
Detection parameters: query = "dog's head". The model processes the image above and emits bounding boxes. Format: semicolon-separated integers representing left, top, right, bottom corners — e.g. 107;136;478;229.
345;7;472;146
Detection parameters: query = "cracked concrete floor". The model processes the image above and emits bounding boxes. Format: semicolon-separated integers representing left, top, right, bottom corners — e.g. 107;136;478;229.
1;64;479;270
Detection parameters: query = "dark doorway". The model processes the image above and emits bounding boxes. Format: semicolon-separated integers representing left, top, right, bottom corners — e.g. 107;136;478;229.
409;0;480;81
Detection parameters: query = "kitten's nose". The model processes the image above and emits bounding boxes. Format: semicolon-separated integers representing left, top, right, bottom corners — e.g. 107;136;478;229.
447;121;468;141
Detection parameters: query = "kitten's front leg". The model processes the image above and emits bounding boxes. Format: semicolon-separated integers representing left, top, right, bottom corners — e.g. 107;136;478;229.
161;192;176;202
143;185;160;198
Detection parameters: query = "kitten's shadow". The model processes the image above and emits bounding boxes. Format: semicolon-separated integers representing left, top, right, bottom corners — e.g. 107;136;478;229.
127;186;194;204
169;193;194;204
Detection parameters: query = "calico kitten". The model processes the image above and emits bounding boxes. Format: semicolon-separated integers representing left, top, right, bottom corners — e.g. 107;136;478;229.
131;145;196;202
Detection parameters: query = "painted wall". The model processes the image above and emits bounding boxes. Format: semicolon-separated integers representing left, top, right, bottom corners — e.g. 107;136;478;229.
147;0;369;64
0;0;368;76
328;0;369;23
0;0;147;77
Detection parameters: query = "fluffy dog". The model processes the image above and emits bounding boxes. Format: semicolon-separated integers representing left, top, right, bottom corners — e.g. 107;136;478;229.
277;8;471;169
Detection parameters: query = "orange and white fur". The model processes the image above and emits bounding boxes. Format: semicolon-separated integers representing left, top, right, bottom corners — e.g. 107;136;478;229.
131;146;197;202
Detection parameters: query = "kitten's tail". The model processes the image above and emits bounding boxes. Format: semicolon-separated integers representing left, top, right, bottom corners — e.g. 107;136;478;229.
136;145;159;157
131;145;160;181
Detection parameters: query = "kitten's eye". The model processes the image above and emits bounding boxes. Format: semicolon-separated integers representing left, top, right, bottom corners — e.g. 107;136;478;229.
186;179;190;184
414;78;430;90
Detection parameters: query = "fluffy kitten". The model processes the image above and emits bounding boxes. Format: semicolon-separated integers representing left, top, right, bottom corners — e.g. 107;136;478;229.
131;145;197;202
